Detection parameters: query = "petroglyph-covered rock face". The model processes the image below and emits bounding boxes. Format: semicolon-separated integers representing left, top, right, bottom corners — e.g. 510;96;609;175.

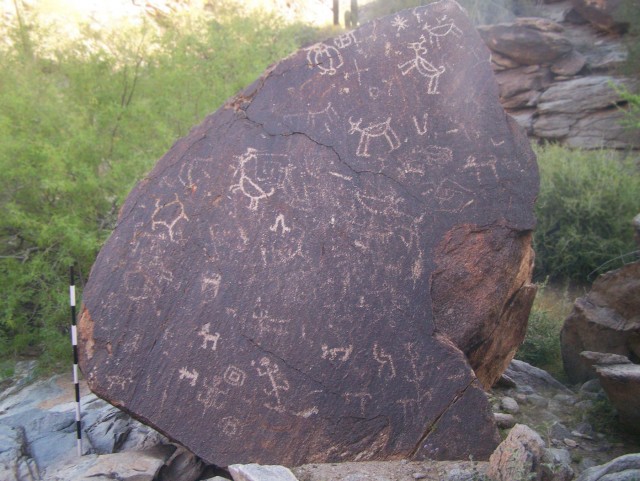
79;0;539;467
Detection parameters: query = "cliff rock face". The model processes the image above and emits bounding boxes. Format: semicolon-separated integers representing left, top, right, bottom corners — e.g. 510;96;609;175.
479;0;638;150
79;1;538;467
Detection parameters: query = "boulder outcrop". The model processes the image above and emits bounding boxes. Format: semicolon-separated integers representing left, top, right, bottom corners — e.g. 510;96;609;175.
594;361;640;434
570;0;629;33
478;0;638;150
561;262;640;384
79;1;538;467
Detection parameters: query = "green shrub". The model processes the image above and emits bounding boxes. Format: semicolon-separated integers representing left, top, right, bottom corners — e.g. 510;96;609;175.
533;144;639;282
516;284;573;380
617;87;640;132
517;307;562;375
0;6;319;368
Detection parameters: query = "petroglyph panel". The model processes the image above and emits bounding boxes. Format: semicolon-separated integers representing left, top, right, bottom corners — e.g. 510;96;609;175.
80;0;538;469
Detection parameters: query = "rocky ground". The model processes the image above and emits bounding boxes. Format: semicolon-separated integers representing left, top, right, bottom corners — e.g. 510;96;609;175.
1;359;638;481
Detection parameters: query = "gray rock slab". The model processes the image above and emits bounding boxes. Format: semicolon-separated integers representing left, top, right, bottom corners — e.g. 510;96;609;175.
576;453;640;481
500;396;520;414
229;464;299;481
42;448;172;481
292;460;489;481
537;76;636;114
503;360;573;394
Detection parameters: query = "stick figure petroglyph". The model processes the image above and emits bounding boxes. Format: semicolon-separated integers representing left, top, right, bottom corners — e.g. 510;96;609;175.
344;392;372;416
198;323;220;351
423;145;453;166
334;31;357;49
106;375;132;391
373;343;397;380
151;194;189;242
398;35;445;94
196;375;230;411
269;214;291;236
464;155;498;183
321;344;353;362
256;357;290;412
306;43;344;76
344;59;369;86
396;397;418;421
348;117;400;158
413;113;429;135
179;367;199;387
252;298;291;336
230;148;275;211
202;273;222;298
423;17;462;48
284;102;337;133
431;178;473;213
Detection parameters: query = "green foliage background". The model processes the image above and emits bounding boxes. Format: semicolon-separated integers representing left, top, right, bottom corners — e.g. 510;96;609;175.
533;145;639;283
0;6;321;369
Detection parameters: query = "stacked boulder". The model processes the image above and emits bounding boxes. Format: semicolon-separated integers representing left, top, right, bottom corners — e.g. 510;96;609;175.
561;258;640;433
478;0;638;149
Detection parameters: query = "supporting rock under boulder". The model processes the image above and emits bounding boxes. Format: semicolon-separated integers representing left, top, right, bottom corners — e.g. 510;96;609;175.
79;0;538;467
561;262;640;385
594;361;640;434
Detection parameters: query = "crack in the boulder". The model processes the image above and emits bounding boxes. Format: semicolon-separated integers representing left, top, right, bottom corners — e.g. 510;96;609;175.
409;378;476;459
240;333;341;397
238;110;426;207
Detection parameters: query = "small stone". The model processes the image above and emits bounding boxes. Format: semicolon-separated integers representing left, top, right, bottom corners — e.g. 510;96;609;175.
542;447;574;481
525;393;549;408
574;422;595;437
580;379;603;394
571;430;594;440
501;397;520;414
550;422;572;441
514;393;527;403
412;472;427;479
545;447;572;466
579;457;598;472
494;413;516;429
563;438;578;448
575;400;594;411
553;394;577;405
517;385;536;395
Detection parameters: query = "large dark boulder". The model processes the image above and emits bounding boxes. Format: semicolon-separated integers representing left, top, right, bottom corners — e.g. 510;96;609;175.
79;0;538;467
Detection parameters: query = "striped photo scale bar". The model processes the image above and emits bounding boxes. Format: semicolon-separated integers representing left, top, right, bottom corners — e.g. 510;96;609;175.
69;266;83;456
